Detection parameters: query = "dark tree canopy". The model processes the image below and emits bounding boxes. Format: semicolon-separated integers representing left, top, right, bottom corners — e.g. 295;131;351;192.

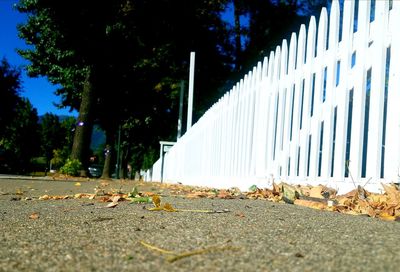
0;58;22;137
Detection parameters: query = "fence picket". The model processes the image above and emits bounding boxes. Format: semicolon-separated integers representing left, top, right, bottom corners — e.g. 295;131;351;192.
366;0;389;179
385;0;400;183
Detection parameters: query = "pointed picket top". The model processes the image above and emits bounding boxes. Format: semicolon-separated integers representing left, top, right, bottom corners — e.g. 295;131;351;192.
328;0;340;50
256;61;262;84
296;25;306;69
273;46;281;81
230;85;236;98
341;0;355;42
280;39;288;78
317;7;328;56
288;33;297;73
357;0;370;37
240;78;245;96
246;71;253;94
306;16;317;63
262;56;269;79
268;51;275;83
252;65;258;90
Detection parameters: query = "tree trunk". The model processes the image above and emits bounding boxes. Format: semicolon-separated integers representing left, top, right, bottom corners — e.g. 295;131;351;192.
101;130;114;179
70;67;95;170
118;143;131;179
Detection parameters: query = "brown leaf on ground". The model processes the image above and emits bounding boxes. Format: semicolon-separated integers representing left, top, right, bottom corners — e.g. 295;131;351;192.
355;200;376;217
162;203;177;212
74;193;95;199
381;183;400;205
309;186;325;199
39;194;50;200
294;199;327;210
142;191;157;197
39;194;72;200
106;202;118;208
29;212;39;219
110;195;121;203
152;195;161;208
272;182;281;194
186;191;210;199
235;212;245;217
217;190;235;199
378;214;398;221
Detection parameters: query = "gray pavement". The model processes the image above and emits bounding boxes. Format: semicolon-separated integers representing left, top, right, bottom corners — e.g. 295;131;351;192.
0;177;399;272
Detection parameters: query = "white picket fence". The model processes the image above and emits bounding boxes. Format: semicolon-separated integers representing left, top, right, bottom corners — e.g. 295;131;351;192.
150;0;400;194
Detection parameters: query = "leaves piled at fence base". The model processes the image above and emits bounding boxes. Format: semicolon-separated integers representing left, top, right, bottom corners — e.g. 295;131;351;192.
29;177;400;221
245;182;400;221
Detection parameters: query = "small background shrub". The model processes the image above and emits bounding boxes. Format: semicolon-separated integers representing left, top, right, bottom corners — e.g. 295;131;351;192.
60;159;82;176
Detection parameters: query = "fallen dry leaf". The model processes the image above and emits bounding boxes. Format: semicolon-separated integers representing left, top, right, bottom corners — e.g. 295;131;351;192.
29;212;39;219
309;186;325;199
294;199;327;210
186;191;210;199
162;203;177;212
75;182;81;186
142;191;157;197
235;212;245;217
39;194;50;200
152;195;161;208
217;190;235;199
381;183;400;205
110;195;121;203
106;202;118;208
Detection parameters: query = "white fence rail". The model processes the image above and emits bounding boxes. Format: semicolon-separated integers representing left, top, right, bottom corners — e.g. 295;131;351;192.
151;0;400;193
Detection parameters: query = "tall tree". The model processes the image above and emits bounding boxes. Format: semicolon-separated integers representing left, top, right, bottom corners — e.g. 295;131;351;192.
16;0;124;169
229;0;328;73
0;57;21;138
1;98;40;173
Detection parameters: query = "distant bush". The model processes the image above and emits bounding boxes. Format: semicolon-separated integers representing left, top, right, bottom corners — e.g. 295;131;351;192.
50;149;67;170
60;159;82;176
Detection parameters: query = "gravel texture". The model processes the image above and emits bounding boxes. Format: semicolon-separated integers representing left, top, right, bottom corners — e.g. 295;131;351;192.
0;177;399;272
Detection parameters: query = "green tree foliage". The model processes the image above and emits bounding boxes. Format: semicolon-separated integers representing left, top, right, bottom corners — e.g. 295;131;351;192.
16;0;125;168
230;0;328;74
48;116;76;169
40;113;63;165
1;98;40;173
0;58;40;173
0;58;21;139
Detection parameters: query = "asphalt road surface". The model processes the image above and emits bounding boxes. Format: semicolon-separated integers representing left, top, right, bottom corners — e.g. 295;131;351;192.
1;177;399;271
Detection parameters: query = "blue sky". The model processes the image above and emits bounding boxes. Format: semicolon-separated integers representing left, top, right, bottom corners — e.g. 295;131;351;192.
0;0;78;117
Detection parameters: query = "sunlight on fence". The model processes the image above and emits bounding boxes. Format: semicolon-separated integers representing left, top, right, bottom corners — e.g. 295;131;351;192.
150;0;400;194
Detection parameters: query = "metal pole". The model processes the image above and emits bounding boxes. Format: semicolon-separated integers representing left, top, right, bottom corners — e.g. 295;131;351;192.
187;52;195;129
177;80;184;140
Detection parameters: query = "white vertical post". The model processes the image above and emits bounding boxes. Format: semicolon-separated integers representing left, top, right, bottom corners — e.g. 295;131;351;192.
177;80;184;140
187;52;195;130
366;0;389;179
349;0;370;180
385;1;400;183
